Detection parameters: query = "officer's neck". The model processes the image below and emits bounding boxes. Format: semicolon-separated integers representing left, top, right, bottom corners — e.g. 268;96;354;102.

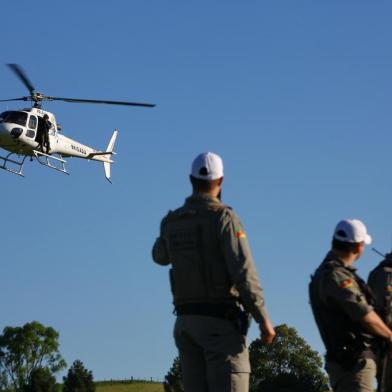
193;185;222;199
332;249;359;266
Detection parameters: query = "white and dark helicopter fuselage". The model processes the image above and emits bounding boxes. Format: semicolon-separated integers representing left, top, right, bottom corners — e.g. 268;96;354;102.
0;107;117;181
0;107;114;160
0;64;154;181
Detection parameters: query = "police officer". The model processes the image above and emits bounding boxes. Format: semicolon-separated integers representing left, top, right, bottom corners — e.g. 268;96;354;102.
368;252;392;391
42;114;51;153
152;152;275;392
309;219;392;392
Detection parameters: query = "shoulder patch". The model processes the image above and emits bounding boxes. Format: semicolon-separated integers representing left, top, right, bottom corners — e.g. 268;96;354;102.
339;279;354;289
386;283;392;293
235;228;246;239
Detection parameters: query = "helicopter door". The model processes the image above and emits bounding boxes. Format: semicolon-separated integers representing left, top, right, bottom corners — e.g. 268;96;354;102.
26;115;37;140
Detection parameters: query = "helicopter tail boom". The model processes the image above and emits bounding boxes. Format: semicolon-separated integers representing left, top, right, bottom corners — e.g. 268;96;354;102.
88;151;114;157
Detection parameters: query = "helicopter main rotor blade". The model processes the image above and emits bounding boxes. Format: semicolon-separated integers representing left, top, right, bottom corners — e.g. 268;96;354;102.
7;64;35;95
0;97;29;102
50;96;155;108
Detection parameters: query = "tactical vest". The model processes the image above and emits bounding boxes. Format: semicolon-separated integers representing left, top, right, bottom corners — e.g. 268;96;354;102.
161;200;236;306
309;259;375;361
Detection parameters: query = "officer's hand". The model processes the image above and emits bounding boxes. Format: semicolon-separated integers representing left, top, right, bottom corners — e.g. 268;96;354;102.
260;320;276;344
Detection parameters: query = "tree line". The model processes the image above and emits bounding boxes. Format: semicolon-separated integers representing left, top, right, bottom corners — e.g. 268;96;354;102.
0;321;330;392
0;321;94;392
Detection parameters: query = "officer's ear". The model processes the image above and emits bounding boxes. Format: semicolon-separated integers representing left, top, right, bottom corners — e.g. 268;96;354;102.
353;242;365;256
218;177;224;186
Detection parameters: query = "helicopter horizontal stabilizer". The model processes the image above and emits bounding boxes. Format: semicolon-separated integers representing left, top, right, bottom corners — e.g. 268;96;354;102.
87;151;115;157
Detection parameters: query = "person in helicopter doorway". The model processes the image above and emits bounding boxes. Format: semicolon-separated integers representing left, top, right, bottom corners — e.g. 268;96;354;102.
41;114;51;153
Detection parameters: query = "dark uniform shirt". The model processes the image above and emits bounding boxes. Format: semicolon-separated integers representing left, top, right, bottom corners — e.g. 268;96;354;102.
367;257;392;392
368;255;392;326
309;251;374;359
152;193;269;324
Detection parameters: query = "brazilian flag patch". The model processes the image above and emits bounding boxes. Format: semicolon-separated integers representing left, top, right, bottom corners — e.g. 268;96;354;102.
386;284;392;293
339;279;354;289
235;228;246;239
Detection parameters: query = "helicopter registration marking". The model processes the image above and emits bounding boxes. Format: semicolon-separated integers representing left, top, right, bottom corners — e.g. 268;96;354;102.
71;144;87;155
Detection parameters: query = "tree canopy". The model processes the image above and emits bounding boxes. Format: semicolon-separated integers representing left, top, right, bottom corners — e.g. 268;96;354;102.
63;360;95;392
0;321;66;392
249;324;329;392
23;367;58;392
163;357;183;392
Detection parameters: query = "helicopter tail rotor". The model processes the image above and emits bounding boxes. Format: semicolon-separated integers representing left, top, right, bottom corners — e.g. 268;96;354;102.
87;130;118;183
103;130;118;183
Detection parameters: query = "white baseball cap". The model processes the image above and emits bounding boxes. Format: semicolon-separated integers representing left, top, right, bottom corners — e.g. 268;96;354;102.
191;152;224;180
333;219;372;245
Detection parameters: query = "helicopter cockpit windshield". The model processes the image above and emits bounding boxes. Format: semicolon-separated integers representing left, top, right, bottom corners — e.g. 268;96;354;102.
0;111;28;127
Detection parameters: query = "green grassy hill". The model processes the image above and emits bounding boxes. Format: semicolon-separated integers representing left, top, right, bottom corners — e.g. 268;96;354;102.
95;381;163;392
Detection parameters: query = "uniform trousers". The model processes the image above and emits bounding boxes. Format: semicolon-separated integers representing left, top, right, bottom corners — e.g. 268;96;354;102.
326;358;376;392
174;315;250;392
376;355;392;392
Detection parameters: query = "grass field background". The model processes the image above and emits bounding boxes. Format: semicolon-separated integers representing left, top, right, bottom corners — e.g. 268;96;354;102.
95;381;163;392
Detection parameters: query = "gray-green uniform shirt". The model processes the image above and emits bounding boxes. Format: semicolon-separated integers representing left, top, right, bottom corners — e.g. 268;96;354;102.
367;255;392;392
309;251;374;357
368;255;392;322
310;252;377;392
153;193;269;325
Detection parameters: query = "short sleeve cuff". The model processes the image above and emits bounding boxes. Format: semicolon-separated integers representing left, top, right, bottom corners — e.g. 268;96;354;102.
350;303;374;322
253;307;269;325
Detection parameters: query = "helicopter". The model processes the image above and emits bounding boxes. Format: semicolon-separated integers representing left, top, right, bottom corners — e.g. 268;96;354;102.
0;64;155;182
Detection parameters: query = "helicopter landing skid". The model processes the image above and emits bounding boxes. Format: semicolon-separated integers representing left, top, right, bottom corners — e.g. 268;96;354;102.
33;150;69;175
0;152;27;176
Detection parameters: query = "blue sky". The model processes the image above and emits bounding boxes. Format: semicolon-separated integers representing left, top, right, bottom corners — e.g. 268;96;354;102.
1;0;392;381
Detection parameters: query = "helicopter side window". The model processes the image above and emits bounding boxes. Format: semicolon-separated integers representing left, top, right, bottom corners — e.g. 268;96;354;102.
1;111;28;127
0;111;10;122
26;130;35;138
28;115;37;130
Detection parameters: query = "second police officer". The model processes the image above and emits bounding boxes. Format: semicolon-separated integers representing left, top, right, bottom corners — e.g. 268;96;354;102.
309;219;392;392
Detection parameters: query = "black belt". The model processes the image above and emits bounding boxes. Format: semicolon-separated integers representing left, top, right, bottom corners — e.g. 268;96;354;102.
175;303;240;320
326;348;376;363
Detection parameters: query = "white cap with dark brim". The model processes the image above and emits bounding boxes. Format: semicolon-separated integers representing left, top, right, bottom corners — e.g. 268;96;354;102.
191;152;224;180
333;219;372;245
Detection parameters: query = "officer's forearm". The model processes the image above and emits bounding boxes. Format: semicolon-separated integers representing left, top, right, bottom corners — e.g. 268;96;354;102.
235;277;269;324
360;310;392;340
152;238;171;266
259;318;276;344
